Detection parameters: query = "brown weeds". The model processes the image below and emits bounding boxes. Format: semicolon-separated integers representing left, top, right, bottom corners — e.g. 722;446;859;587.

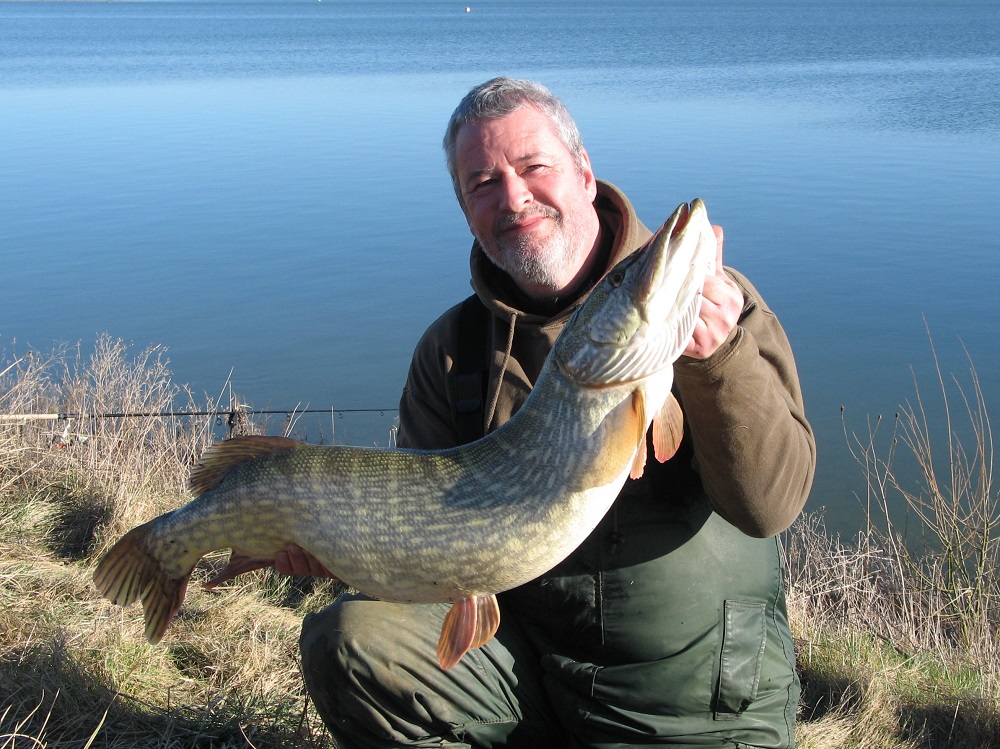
0;337;332;748
788;339;1000;747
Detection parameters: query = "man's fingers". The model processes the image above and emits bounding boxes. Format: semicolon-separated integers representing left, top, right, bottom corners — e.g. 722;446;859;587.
712;224;725;276
275;543;335;578
304;551;335;578
273;548;294;576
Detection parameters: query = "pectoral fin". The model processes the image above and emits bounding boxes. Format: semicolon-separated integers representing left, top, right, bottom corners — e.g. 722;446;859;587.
653;392;684;462
437;594;501;670
630;390;648;479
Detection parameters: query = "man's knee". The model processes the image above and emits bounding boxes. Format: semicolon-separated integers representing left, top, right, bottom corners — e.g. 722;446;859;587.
301;594;446;683
301;594;417;677
300;596;474;746
299;596;556;748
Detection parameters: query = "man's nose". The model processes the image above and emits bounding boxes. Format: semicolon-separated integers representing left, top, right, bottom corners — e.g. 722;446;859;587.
498;174;532;212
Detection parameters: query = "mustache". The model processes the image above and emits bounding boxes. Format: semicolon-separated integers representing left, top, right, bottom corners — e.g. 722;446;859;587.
492;206;560;235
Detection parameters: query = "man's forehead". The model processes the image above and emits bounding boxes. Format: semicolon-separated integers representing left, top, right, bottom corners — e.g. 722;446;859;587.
455;108;567;170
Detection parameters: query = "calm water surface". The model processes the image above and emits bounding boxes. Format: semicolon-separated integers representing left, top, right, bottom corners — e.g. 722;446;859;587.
2;0;999;534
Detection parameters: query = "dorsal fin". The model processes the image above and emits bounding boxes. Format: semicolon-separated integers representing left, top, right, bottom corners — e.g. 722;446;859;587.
188;436;300;496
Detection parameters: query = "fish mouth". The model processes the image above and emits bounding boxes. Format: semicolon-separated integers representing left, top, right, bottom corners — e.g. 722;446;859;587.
666;200;695;238
634;199;708;307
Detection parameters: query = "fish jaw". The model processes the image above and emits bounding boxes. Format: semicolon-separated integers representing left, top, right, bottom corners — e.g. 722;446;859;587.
555;199;716;390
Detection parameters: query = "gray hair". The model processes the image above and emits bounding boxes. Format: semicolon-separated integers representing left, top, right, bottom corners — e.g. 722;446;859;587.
443;77;585;203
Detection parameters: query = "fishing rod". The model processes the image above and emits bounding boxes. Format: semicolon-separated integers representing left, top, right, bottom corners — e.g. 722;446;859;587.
0;407;397;422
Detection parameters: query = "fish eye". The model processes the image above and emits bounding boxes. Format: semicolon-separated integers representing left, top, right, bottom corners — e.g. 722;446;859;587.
608;270;625;287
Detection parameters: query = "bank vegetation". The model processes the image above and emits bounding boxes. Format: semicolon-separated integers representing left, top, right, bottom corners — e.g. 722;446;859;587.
0;336;997;748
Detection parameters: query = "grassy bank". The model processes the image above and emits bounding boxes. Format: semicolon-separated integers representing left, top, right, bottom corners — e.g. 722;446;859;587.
788;345;999;747
1;337;997;748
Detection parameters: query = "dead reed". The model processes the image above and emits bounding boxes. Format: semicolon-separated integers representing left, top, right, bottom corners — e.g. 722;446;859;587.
788;340;999;747
0;336;335;748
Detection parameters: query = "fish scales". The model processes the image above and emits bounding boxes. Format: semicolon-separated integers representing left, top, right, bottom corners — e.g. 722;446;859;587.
93;199;718;668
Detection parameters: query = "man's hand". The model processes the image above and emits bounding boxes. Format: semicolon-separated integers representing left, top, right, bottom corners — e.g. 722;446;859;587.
683;225;743;360
274;542;336;578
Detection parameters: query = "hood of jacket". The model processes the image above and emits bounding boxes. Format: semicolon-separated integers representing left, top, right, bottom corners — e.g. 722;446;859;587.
465;180;653;433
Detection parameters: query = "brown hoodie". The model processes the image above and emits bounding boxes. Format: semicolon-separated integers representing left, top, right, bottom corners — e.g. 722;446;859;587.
395;181;813;744
398;180;814;538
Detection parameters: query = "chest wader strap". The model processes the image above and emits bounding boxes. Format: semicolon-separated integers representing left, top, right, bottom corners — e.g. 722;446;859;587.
453;294;491;444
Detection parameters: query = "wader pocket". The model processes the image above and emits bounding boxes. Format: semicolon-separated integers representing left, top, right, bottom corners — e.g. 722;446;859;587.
714;600;766;720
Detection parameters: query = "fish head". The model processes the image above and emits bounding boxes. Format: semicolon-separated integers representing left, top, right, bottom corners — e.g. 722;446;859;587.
555;199;717;388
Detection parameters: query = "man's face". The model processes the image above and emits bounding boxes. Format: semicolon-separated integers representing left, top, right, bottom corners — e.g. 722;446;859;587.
454;106;600;299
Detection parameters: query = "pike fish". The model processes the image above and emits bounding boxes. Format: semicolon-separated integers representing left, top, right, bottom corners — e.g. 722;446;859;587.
93;199;717;669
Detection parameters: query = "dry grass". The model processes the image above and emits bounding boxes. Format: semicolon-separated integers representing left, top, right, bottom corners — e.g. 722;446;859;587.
788;340;1000;748
0;336;337;748
1;335;997;748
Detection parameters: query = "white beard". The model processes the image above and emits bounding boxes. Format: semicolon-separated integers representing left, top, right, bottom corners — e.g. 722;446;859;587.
481;207;592;293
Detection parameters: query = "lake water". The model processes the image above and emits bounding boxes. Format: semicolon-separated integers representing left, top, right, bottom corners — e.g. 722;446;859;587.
2;0;998;534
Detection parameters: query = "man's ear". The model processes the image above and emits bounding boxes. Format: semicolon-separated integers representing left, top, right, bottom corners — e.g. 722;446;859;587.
453;196;474;234
578;147;598;201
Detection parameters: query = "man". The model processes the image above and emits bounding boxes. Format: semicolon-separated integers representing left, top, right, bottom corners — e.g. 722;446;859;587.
278;77;815;748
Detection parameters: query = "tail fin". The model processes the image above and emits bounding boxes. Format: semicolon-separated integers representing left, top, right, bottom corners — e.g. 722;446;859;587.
92;518;192;644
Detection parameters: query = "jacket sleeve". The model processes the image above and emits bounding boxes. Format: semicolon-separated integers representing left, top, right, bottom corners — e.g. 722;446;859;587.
673;269;815;538
396;304;464;451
